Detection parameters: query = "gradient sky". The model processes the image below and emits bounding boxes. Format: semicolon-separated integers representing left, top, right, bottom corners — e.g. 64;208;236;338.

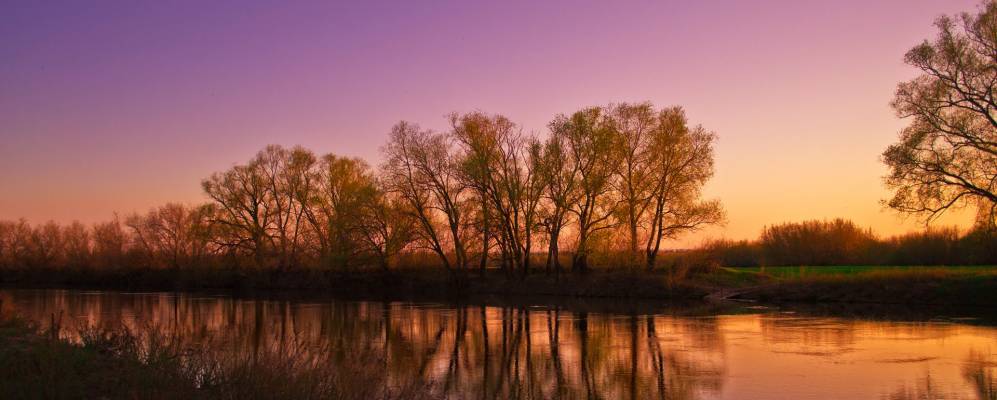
0;0;980;246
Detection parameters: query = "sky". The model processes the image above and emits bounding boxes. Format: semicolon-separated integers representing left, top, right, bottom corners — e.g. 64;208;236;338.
0;0;981;246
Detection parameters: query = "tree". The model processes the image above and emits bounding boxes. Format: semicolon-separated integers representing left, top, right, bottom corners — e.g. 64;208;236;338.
27;221;64;268
62;221;92;270
550;107;620;272
452;112;544;276
356;182;417;271
257;145;317;270
305;154;377;269
202;160;272;267
0;219;31;268
382;121;471;275
608;102;658;268
451;112;502;274
536;131;578;275
884;1;997;227
642;107;724;270
92;217;127;269
125;203;214;270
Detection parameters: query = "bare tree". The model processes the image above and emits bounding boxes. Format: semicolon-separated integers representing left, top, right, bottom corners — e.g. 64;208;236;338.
62;221;92;270
0;219;31;268
92;217;127;269
28;221;63;268
202;160;272;267
0;221;10;269
382;122;471;275
356;181;417;271
256;145;316;270
520;138;546;276
126;203;214;270
884;1;997;226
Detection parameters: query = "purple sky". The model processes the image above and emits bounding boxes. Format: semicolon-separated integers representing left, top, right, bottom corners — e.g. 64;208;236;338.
0;0;980;245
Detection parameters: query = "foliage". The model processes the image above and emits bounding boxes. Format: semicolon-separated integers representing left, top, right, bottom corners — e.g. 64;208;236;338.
884;0;997;226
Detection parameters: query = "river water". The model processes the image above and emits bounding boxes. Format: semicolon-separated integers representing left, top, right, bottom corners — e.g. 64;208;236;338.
1;289;994;399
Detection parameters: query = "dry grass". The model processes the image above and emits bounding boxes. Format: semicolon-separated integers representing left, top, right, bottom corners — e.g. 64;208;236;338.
742;268;997;306
0;316;438;400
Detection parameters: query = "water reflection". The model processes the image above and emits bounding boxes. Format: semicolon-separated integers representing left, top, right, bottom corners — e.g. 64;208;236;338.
1;289;995;400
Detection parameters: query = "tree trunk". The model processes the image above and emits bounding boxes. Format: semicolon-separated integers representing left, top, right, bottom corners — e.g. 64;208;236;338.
573;229;589;273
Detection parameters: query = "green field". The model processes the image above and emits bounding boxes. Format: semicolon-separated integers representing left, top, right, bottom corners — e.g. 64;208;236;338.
729;265;997;280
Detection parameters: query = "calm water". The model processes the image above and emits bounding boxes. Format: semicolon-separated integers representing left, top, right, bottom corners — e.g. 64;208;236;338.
1;289;995;400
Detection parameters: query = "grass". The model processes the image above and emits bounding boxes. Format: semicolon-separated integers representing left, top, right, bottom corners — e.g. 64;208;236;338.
0;315;437;400
1;264;993;306
739;267;997;306
0;265;743;302
742;265;997;280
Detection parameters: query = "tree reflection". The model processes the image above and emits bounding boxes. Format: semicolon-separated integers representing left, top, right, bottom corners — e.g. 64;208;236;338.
964;351;996;400
11;290;995;400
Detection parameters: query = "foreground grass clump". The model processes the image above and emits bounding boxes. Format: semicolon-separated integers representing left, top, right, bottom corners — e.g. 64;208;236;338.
0;316;437;400
742;268;997;306
0;317;200;399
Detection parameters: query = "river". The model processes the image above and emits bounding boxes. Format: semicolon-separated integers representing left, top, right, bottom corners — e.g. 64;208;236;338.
1;289;994;399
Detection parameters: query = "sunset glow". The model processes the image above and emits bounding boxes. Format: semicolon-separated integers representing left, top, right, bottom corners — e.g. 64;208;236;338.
1;0;980;246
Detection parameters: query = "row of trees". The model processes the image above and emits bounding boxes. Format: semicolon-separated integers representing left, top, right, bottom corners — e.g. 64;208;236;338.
701;219;997;267
375;105;722;276
0;205;215;272
0;103;723;276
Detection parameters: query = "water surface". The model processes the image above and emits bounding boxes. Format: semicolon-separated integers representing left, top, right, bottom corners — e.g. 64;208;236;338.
1;289;994;400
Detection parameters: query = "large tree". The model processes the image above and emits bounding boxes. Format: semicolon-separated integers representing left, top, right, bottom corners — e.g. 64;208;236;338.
452;112;544;276
550;107;620;272
304;154;375;269
608;102;658;268
884;1;997;226
382;121;471;275
536;129;578;275
202;151;275;267
451;112;503;274
642;107;724;270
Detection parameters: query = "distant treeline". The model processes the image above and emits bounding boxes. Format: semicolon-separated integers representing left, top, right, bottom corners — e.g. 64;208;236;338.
700;219;997;267
0;103;725;276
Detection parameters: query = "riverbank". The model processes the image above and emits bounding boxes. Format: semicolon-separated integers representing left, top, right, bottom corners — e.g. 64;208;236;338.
737;268;997;307
1;266;996;307
0;267;732;301
0;316;434;400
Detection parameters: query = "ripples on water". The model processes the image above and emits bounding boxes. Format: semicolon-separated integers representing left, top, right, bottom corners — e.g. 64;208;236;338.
0;289;994;400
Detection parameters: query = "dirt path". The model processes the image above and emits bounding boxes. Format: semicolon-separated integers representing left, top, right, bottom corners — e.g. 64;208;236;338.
703;285;774;302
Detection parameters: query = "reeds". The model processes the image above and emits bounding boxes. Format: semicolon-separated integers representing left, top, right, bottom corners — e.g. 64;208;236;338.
0;316;438;400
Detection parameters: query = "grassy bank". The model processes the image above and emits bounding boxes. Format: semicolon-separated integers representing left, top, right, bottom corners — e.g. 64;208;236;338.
2;265;996;307
738;268;997;306
0;316;434;400
746;265;997;279
0;266;731;302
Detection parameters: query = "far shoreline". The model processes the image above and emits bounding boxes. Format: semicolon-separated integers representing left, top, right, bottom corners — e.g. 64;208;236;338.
2;266;995;311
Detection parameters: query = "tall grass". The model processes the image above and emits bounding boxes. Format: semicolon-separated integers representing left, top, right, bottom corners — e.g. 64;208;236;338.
0;316;438;400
